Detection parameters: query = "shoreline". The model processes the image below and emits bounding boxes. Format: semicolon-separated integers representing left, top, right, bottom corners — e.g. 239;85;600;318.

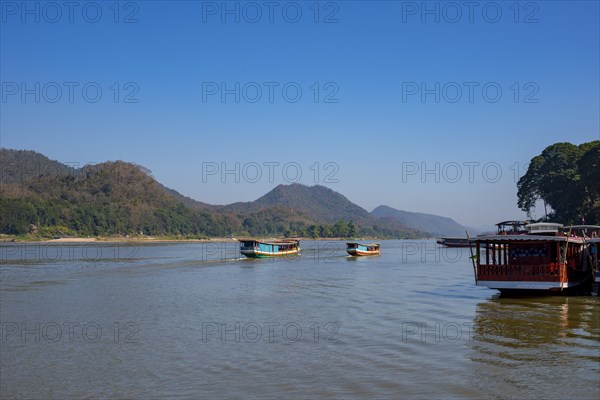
0;236;397;245
0;237;235;244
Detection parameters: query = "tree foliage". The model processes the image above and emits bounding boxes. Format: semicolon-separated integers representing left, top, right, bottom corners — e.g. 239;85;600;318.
517;141;599;224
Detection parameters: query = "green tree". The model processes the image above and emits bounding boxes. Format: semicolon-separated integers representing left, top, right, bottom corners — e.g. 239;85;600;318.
517;141;599;224
333;220;349;237
578;141;600;222
348;220;357;237
319;225;333;238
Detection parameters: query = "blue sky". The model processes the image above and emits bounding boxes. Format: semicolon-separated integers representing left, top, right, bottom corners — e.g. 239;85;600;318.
1;0;599;228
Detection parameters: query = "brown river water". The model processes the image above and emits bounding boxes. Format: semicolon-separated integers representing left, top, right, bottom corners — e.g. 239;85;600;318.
1;240;598;399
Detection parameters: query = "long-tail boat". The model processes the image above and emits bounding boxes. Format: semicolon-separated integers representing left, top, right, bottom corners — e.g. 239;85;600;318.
436;237;470;247
346;242;380;256
238;239;300;258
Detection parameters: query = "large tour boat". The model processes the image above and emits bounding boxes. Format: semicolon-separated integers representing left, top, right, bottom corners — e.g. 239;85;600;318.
470;223;598;294
238;239;301;258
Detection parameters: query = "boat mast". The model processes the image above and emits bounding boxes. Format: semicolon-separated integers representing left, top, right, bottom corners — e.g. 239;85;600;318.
466;230;477;285
560;225;573;291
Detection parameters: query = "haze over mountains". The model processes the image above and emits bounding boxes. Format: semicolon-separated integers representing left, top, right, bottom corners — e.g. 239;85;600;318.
0;149;468;238
371;205;469;237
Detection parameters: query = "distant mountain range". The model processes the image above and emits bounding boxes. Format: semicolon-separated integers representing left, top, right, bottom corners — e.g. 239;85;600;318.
371;205;469;237
0;148;468;238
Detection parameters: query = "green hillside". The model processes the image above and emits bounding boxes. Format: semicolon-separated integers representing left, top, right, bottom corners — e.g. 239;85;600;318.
0;149;423;239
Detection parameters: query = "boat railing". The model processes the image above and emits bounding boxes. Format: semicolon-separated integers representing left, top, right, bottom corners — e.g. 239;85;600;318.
477;263;563;281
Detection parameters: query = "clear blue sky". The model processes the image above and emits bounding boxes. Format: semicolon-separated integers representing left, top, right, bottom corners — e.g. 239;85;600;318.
1;1;599;228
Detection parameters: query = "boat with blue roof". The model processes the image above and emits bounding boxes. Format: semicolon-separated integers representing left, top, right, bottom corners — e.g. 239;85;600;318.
238;239;301;258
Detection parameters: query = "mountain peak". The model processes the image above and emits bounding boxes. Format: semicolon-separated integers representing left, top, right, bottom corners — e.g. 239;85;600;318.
245;183;368;223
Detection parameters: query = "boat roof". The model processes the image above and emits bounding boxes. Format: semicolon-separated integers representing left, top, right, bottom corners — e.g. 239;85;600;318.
527;222;564;228
471;234;581;243
588;237;600;243
496;220;529;226
564;225;600;230
347;242;380;246
237;238;299;244
526;222;564;234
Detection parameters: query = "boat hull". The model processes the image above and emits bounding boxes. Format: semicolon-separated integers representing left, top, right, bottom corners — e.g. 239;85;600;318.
241;249;300;258
437;238;470;247
477;277;591;293
346;249;380;256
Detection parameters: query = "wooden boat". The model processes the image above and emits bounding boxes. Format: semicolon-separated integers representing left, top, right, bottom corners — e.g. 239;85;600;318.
436;237;470;247
470;222;597;294
346;242;380;256
238;239;300;258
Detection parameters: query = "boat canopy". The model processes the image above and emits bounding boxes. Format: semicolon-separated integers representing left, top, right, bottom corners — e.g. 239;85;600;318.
470;234;573;242
567;225;600;229
238;238;299;246
526;222;563;234
564;225;600;236
494;220;529;234
495;220;529;226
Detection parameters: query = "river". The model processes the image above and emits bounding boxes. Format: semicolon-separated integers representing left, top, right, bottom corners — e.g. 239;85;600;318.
1;240;598;399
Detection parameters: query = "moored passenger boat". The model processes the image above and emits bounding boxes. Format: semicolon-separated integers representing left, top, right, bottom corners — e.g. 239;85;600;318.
346;242;380;256
470;223;596;294
238;239;300;258
436;237;470;247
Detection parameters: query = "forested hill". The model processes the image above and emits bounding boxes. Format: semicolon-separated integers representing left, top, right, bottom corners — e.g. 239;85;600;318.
0;149;425;238
1;155;234;237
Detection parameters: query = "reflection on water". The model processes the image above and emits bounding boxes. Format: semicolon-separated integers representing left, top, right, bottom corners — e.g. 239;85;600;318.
470;296;600;399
